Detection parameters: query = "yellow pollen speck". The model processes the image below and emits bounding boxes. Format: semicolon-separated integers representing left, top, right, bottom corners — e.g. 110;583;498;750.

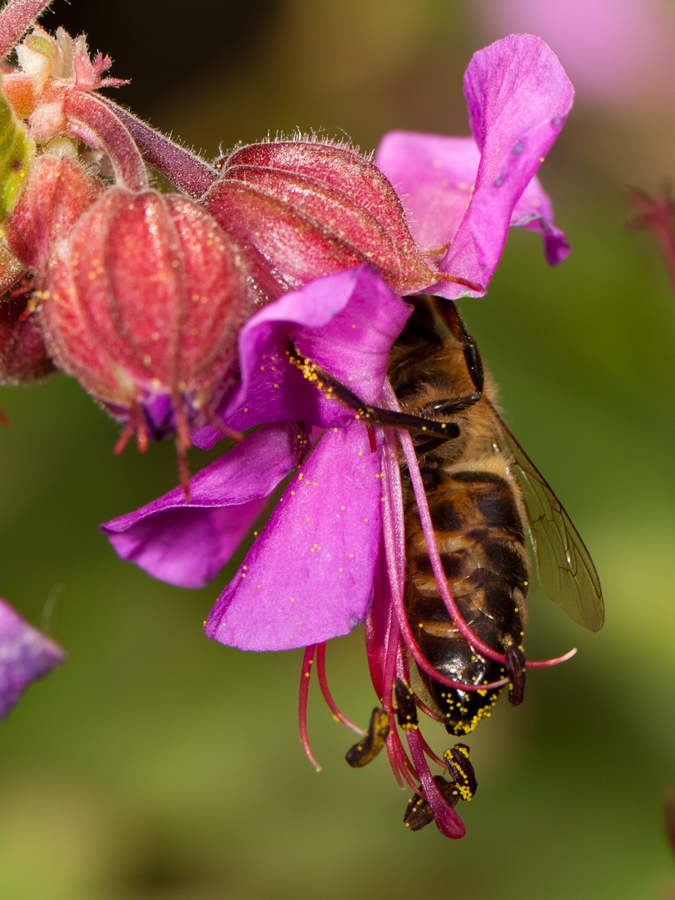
253;531;258;537
349;554;354;559
306;518;310;523
291;491;295;496
364;518;369;523
290;597;295;603
273;383;279;388
243;566;248;570
333;427;338;432
341;506;345;510
241;573;246;578
243;408;248;413
540;156;545;162
298;473;304;480
143;355;152;366
339;568;343;573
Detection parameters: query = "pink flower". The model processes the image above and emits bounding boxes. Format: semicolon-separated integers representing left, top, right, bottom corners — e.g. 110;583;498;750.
0;598;65;719
102;35;576;839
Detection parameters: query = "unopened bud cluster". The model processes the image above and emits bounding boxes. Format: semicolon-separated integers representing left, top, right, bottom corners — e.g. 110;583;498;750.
0;24;438;463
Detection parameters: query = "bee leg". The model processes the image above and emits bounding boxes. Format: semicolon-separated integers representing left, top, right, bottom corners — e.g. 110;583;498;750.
283;338;460;441
434;300;485;395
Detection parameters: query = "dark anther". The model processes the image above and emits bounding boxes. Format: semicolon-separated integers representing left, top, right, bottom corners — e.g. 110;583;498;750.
394;678;419;731
345;708;390;768
403;742;477;831
295;423;311;466
443;743;477;801
505;644;526;706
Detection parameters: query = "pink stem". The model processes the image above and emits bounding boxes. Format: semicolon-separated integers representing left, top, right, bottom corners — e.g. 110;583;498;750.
101;98;218;198
64;92;148;192
526;646;577;668
395;649;445;768
380;420;509;691
386;725;420;794
298;644;321;771
0;0;51;58
315;642;365;736
395;420;507;665
405;726;466;839
394;406;575;671
384;737;407;790
363;559;387;701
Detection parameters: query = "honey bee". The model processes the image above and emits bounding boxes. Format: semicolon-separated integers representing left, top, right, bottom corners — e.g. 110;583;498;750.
285;294;603;736
388;296;604;735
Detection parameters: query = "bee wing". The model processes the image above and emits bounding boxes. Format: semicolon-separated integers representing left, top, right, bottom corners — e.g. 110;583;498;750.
488;403;604;633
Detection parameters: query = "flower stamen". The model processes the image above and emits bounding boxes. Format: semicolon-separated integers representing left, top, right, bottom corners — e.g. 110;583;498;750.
315;642;365;736
298;644;322;772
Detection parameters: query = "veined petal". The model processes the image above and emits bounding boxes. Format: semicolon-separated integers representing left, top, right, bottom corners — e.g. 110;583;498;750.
436;34;574;297
193;266;411;448
375;134;480;254
375;132;569;267
205;423;382;651
102;423;297;587
511;173;570;265
0;599;66;720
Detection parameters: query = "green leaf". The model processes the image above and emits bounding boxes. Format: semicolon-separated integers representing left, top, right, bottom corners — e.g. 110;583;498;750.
0;84;34;222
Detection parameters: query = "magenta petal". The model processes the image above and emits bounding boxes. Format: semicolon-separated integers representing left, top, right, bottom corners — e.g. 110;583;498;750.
102;423;297;587
375;134;481;254
375;131;569;268
193;266;411;448
430;34;573;298
0;600;66;719
205;423;382;651
511;173;570;265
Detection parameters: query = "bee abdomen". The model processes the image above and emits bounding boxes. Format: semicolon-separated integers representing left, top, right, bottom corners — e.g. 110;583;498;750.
405;467;529;735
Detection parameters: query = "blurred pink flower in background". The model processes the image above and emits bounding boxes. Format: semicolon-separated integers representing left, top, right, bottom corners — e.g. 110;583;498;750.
474;0;675;112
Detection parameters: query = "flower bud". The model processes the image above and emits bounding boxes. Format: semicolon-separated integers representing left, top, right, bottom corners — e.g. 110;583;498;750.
0;293;55;384
204;139;439;294
39;186;264;441
5;151;103;273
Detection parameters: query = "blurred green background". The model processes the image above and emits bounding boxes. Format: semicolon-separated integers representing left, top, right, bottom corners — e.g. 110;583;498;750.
2;0;675;898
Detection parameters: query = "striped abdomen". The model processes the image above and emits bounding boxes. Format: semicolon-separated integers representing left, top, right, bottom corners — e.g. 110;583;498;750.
405;464;530;735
